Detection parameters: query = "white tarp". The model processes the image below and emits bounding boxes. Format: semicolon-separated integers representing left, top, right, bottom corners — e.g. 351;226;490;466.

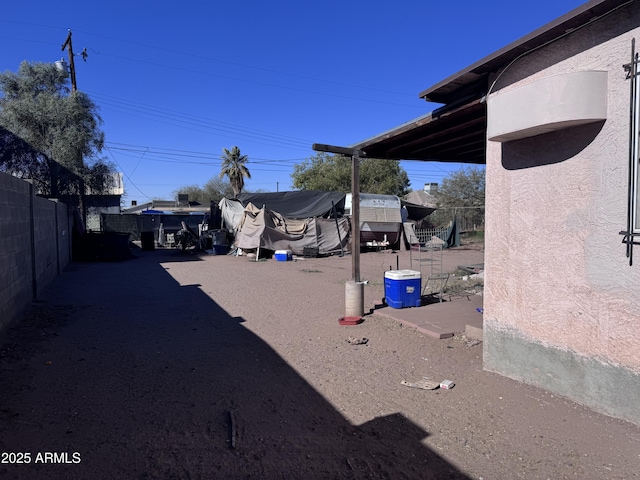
219;198;246;234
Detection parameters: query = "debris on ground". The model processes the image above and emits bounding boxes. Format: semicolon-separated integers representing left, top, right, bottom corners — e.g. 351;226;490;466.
346;336;368;345
401;378;440;390
440;380;455;389
228;410;237;450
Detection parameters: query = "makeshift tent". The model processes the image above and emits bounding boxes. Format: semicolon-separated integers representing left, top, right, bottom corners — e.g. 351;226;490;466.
219;198;247;234
236;190;345;218
234;203;350;255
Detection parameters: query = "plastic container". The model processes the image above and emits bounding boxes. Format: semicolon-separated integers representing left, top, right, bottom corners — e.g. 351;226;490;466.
140;231;155;251
274;249;292;261
211;229;228;246
384;269;421;309
213;245;228;255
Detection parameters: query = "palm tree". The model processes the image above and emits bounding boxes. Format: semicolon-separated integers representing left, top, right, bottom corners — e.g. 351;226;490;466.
219;146;251;197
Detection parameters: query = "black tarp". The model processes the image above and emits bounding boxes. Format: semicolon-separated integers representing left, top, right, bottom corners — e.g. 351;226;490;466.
401;200;436;222
237;191;346;218
101;213;204;241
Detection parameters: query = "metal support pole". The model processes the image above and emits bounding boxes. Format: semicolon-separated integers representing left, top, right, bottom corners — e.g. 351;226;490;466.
332;201;344;257
351;152;361;282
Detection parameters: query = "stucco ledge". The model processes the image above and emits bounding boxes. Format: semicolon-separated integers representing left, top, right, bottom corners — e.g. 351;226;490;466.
487;70;608;143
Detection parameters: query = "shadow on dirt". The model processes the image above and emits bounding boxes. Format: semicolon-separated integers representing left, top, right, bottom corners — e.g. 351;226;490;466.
0;249;471;479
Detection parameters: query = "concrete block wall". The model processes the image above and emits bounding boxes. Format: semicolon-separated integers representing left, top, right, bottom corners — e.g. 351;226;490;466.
0;172;72;335
0;173;33;334
32;196;60;298
57;199;71;273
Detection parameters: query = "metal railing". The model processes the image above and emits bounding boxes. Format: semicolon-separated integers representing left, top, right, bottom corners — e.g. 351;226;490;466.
414;227;450;245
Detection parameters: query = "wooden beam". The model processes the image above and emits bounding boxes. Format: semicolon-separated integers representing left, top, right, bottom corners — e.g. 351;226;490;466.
311;142;363;282
312;143;365;157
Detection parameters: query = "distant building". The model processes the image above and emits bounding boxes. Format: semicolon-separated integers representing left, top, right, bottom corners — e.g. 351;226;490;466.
423;182;438;194
85;172;124;231
404;189;437;208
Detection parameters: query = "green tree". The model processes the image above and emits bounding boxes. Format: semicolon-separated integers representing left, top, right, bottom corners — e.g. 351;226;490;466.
360;157;410;196
219;146;251;196
432;166;485;229
0;61;113;196
174;177;235;204
291;153;410;196
291;153;351;192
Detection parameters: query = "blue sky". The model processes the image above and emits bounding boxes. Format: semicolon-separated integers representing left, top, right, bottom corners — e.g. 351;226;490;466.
2;0;586;206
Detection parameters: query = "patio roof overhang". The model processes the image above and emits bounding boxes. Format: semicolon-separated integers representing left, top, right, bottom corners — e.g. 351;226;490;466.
340;0;630;165
350;98;487;164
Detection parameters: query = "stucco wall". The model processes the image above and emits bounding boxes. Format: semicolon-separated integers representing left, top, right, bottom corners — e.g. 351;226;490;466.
483;3;640;424
0;172;72;335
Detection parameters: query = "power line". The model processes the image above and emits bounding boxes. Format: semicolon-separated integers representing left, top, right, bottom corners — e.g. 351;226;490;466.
89;91;315;151
91;92;312;145
96;51;423;110
105;142;306;164
105;145;151;200
1;21;423;109
0;20;417;98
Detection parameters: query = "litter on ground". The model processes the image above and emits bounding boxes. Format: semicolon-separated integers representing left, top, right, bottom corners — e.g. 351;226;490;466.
401;378;440;390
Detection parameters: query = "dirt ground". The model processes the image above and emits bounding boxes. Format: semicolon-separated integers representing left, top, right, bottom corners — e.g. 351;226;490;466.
1;243;639;479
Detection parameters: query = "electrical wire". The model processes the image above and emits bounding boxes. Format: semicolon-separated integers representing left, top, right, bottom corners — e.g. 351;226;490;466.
96;51;422;110
0;20;418;98
105;141;306;164
105;147;152;200
0;20;422;110
486;0;636;98
88;90;315;151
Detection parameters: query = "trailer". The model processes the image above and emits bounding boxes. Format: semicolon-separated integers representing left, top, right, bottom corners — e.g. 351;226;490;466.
344;193;402;248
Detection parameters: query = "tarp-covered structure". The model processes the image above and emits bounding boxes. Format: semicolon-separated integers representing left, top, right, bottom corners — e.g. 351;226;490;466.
402;201;436;222
234;203;350;255
219;197;246;234
236;190;345;218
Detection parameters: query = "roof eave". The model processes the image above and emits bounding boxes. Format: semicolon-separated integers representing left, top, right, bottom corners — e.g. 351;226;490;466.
419;0;632;104
350;98;486;163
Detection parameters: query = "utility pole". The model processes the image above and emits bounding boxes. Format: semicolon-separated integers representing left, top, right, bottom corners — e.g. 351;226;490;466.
61;29;77;92
60;28;87;225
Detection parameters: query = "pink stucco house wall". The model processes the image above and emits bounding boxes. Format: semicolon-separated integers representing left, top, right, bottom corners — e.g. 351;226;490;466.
482;1;640;425
347;0;640;425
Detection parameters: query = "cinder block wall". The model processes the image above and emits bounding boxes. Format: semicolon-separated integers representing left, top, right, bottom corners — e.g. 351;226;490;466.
0;172;72;334
0;173;33;334
57;199;71;272
32;196;60;298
